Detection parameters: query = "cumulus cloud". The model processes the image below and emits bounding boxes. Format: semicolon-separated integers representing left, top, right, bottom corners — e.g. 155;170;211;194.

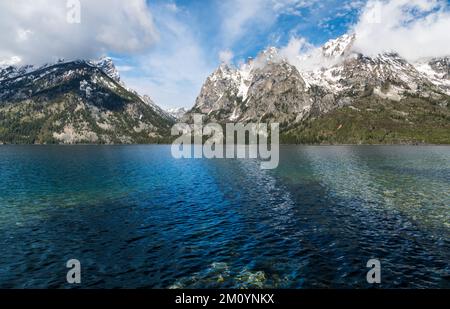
276;0;450;74
279;37;313;62
279;37;319;70
352;0;450;60
0;0;158;65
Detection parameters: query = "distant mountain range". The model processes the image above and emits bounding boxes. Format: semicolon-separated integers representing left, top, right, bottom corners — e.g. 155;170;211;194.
0;57;174;144
166;107;187;120
1;34;449;144
184;34;450;144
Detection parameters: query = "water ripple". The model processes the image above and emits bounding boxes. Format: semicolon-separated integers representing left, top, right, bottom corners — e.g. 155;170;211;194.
0;145;448;288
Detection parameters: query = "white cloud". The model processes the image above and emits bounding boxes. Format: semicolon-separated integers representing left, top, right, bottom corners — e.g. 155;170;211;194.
279;36;340;71
277;0;450;74
0;56;22;67
219;49;234;64
116;65;134;73
279;37;313;61
220;0;319;46
0;0;158;65
352;0;450;60
221;0;270;45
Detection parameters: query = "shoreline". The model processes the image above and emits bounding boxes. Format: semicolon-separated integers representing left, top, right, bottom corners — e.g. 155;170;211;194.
1;143;449;146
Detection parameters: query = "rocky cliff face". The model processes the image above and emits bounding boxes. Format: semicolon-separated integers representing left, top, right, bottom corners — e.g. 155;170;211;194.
187;48;313;125
192;64;241;116
167;107;187;119
89;57;121;83
240;61;311;124
0;59;174;144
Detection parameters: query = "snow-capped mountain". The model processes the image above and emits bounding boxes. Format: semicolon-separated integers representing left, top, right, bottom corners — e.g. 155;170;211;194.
0;58;67;82
89;57;121;83
0;64;35;82
185;33;450;127
186;46;320;124
167;107;187;119
414;56;450;95
193;63;241;114
0;58;174;144
321;33;356;58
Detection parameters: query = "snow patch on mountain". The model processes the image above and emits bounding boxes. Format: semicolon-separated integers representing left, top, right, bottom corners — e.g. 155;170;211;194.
322;34;356;58
89;57;121;82
167;107;187;119
414;57;450;95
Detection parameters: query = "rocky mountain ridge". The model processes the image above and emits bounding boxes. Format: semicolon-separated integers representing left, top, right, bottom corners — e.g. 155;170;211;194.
185;33;449;130
0;58;174;144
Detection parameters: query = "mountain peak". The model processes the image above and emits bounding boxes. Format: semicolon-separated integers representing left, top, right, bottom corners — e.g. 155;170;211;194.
322;33;356;58
89;56;121;82
217;62;233;73
210;63;240;84
0;64;35;82
258;47;281;64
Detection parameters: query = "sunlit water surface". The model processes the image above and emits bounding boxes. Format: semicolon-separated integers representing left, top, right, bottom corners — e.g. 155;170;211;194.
0;145;448;288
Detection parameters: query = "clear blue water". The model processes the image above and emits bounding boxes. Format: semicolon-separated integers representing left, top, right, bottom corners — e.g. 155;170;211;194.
0;145;448;288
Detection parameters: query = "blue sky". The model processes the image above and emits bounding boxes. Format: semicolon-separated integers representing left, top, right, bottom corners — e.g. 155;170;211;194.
116;0;368;109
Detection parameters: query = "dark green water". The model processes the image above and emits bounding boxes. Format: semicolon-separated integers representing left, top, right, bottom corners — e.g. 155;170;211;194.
0;145;448;288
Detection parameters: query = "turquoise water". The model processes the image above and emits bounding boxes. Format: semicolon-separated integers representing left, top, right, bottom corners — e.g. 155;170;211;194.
0;145;448;288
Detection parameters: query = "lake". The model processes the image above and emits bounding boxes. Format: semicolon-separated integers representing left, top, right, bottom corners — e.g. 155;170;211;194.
0;145;448;288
